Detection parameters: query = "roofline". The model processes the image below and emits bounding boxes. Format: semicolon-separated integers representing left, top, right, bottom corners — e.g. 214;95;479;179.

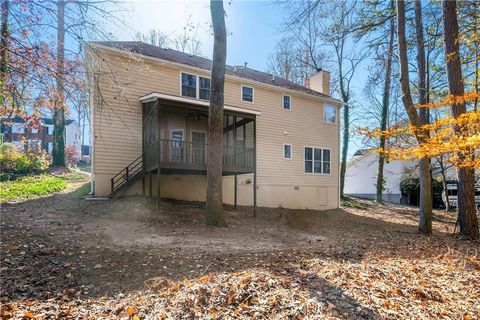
86;42;346;107
139;92;262;116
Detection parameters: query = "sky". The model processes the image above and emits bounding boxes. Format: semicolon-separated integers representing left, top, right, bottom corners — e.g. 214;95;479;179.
114;0;287;71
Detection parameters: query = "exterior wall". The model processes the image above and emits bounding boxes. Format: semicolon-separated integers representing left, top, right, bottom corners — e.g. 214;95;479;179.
88;46;341;210
344;152;417;204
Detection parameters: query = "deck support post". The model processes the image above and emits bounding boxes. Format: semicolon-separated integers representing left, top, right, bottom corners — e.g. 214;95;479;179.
234;174;238;209
253;117;257;217
149;171;152;200
157;102;162;210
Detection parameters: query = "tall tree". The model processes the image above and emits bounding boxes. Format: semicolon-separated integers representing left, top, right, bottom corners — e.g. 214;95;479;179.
375;1;395;203
205;0;227;227
396;0;433;234
414;0;433;234
52;0;66;166
442;0;479;239
0;0;8;107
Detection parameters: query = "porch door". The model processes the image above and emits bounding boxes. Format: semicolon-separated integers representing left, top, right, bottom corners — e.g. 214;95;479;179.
191;131;206;164
171;130;184;162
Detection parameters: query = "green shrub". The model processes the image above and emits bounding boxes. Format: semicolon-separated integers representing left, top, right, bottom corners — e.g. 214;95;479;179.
0;142;49;175
0;175;67;202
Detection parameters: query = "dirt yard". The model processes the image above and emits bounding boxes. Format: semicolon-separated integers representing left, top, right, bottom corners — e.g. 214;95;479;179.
1;178;479;319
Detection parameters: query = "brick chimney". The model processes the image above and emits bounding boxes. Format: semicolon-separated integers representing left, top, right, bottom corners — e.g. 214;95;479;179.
309;68;330;95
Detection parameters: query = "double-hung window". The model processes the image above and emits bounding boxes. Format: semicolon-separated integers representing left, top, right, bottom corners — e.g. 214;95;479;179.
199;77;211;100
181;72;211;100
181;73;197;98
304;147;331;174
241;86;254;103
324;104;337;124
283;95;291;110
283;144;292;159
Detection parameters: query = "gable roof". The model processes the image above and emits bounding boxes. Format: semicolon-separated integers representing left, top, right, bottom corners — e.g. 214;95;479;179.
89;41;343;103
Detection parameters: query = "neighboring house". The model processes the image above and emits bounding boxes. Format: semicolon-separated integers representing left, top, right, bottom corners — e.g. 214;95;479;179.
344;149;457;204
86;41;344;210
1;117;82;160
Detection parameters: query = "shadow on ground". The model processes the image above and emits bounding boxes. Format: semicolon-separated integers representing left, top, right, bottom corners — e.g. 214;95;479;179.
0;182;469;319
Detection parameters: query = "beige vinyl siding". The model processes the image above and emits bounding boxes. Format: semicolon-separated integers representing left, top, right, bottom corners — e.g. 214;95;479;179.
88;46;340;209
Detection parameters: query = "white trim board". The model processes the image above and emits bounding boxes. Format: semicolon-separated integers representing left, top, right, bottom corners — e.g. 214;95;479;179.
139;92;262;116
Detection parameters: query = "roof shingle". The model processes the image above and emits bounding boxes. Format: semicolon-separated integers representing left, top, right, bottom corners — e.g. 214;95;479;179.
90;41;339;101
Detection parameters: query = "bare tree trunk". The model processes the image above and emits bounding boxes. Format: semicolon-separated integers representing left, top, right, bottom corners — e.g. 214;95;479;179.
0;0;9;106
339;103;348;199
52;0;66;166
442;0;479;239
397;0;433;234
205;0;227;227
376;1;395;203
414;0;432;234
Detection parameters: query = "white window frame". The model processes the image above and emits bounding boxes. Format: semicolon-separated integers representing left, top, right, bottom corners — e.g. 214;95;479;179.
31;127;39;134
282;95;291;111
323;104;337;125
170;128;185;162
303;146;331;175
241;85;254;104
283;143;292;160
180;71;211;101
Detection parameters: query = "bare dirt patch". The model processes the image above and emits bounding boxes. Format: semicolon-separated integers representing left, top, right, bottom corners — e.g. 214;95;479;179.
1;182;479;319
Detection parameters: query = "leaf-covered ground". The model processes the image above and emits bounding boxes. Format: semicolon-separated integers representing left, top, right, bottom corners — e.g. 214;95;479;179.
1;181;479;319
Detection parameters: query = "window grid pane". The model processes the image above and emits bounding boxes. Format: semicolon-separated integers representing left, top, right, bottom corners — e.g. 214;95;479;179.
199;77;211;100
284;144;291;159
242;87;253;102
182;73;197;98
283;96;290;109
324;105;337;123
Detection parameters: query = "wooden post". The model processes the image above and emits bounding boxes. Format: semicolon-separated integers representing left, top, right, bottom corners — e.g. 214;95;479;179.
234;174;238;210
149;171;152;199
157;103;162;210
253;117;257;217
233;115;237;167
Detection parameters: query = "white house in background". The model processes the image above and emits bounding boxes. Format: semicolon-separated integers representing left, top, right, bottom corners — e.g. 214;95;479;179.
1;117;82;161
345;149;458;204
344;149;417;203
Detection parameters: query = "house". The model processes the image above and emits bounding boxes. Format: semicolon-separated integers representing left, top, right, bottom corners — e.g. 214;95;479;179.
344;149;458;204
1;117;82;160
85;41;344;210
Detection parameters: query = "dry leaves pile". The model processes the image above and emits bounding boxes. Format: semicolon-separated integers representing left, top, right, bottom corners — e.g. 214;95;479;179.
1;191;479;319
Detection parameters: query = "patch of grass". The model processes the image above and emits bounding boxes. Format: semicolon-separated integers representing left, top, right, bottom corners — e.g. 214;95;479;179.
60;171;86;181
0;175;67;202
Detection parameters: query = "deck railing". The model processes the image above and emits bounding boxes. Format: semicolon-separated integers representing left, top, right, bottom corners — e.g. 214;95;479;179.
145;139;254;171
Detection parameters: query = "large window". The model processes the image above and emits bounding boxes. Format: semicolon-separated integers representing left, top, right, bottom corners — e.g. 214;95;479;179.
241;86;254;103
324;104;337;124
181;72;211;100
283;95;291;110
304;147;331;174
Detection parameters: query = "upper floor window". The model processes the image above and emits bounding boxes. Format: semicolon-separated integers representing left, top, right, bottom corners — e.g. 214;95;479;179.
305;147;331;174
241;86;254;103
181;73;197;98
324;104;337;124
283;95;291;110
199;77;211;100
12;123;24;134
181;72;211;100
283;144;292;159
31;127;39;134
47;125;53;135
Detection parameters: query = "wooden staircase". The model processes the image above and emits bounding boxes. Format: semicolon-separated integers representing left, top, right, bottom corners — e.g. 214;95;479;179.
110;154;144;196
